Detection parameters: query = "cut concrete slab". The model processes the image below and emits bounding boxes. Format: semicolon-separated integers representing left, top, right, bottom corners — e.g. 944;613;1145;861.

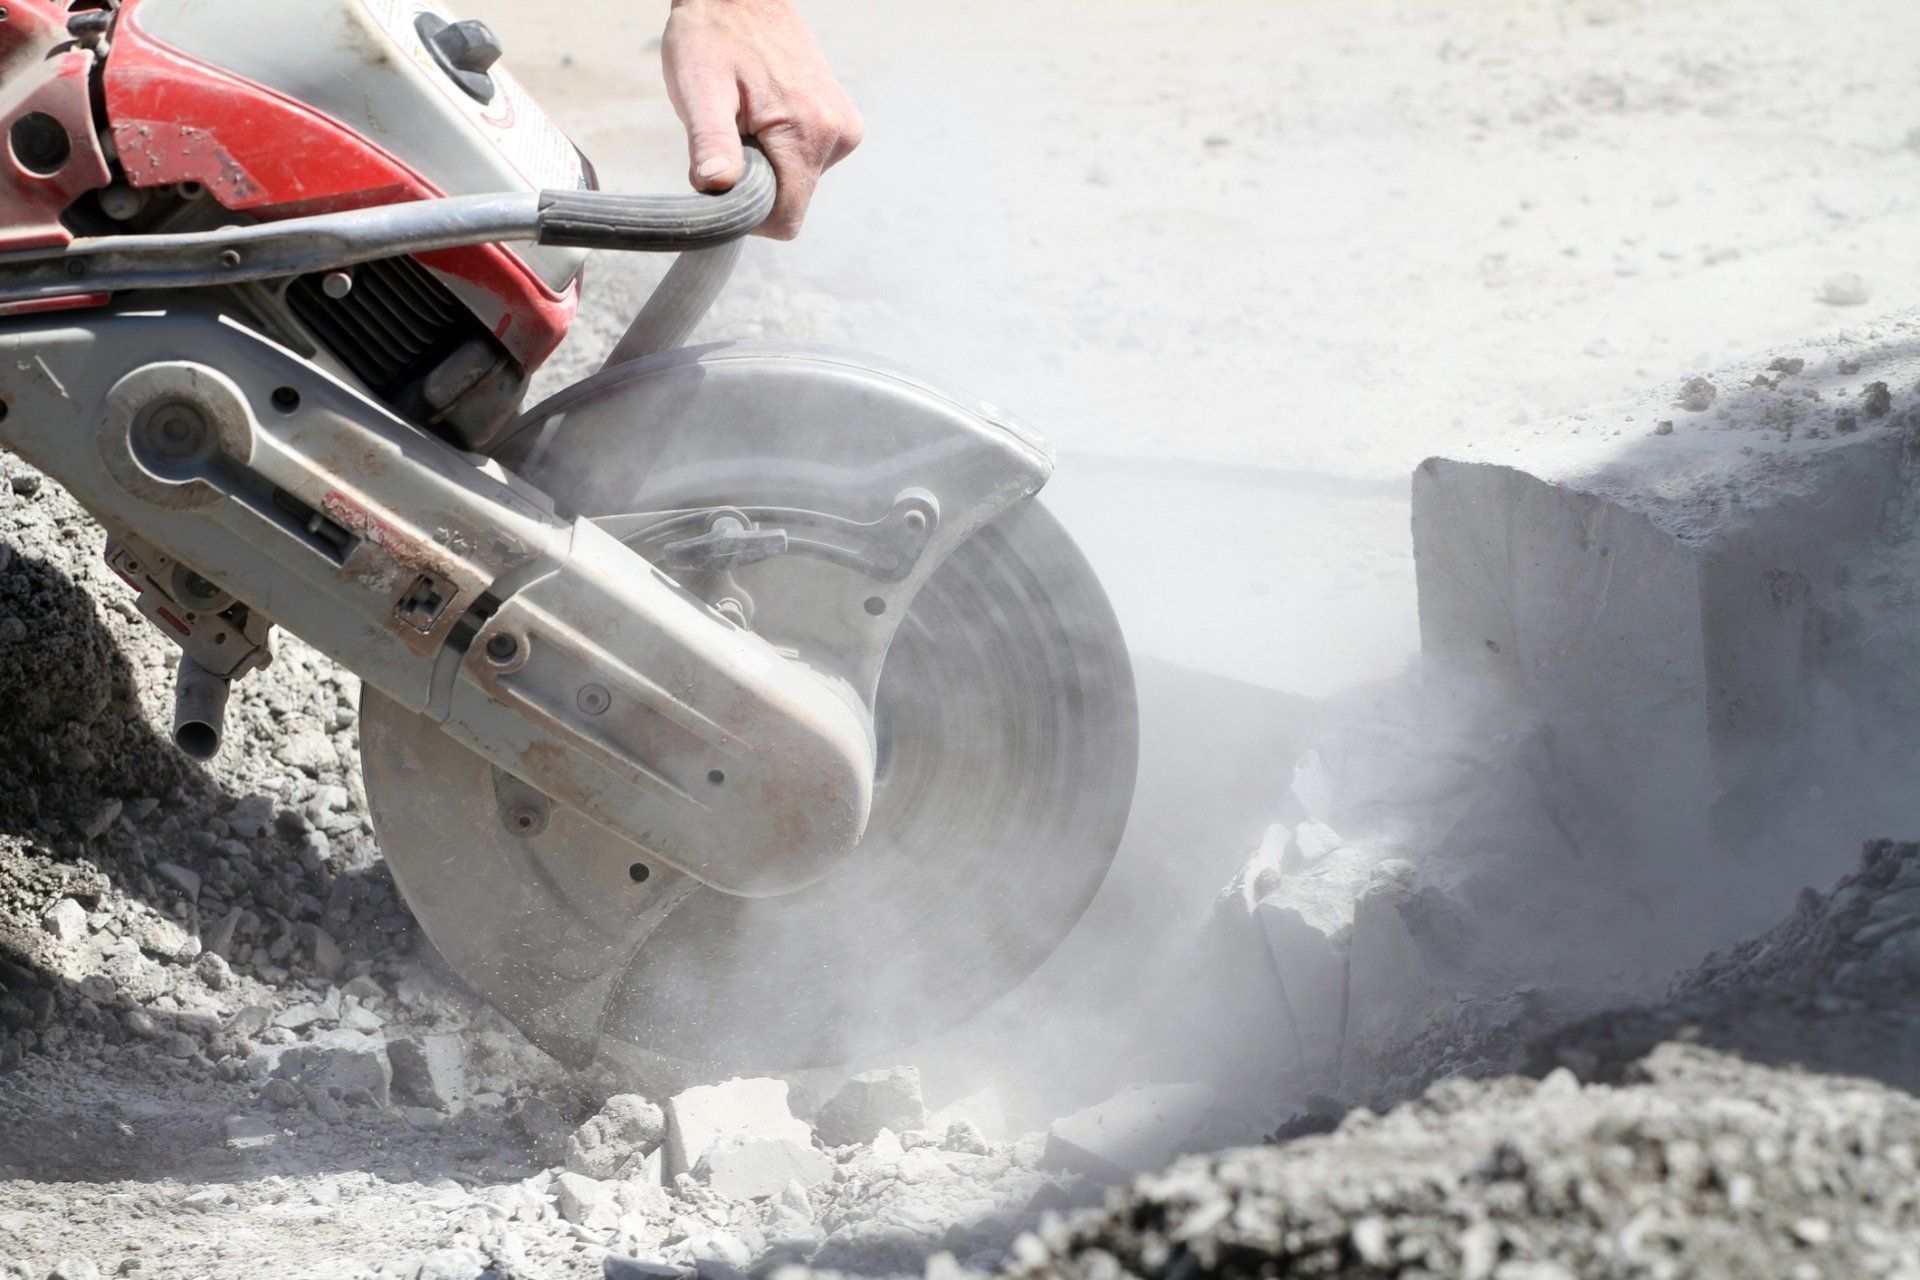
1413;333;1919;875
664;1077;812;1180
1043;1083;1217;1181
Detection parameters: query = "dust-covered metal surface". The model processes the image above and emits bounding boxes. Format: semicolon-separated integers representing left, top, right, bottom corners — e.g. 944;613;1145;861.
364;344;1138;1069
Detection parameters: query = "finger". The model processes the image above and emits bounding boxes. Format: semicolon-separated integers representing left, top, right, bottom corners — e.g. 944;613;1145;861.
666;63;746;192
753;124;826;240
823;107;865;172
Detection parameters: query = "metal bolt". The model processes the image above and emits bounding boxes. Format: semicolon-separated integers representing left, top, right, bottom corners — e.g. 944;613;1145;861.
577;683;610;715
713;598;748;628
321;271;354;300
63;259;86;278
218;249;242;270
484;632;519;664
903;508;928;533
149;403;206;459
502;802;547;838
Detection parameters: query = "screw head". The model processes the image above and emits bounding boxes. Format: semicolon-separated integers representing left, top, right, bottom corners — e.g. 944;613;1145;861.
219;248;242;269
577;683;611;715
484;632;519;665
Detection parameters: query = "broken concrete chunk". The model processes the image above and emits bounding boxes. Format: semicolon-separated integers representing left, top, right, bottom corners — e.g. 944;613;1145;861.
154;861;202;899
813;1066;926;1147
664;1077;811;1179
388;1033;467;1114
40;897;86;944
133;912;200;963
942;1119;991;1156
248;1029;391;1107
554;1170;621;1230
693;1134;832;1201
566;1094;667;1179
1043;1083;1217;1181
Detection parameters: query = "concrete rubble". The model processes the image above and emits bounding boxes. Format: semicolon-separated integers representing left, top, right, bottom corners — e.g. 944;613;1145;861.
2;26;1919;1269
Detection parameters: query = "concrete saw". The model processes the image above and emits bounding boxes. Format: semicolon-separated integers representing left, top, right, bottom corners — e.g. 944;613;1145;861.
362;345;1138;1069
0;0;1138;1071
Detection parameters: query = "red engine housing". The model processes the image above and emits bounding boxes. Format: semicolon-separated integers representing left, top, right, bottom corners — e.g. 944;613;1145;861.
0;0;578;369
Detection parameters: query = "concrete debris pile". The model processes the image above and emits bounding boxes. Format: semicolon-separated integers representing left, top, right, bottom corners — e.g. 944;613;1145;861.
984;837;1920;1280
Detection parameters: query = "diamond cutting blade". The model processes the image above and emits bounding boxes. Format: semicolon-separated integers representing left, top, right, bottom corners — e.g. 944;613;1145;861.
363;498;1136;1070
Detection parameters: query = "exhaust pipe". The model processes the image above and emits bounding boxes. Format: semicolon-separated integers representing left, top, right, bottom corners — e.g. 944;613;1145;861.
172;657;230;761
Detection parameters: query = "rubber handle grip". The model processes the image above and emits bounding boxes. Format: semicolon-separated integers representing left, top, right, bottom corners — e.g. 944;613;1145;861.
537;149;776;251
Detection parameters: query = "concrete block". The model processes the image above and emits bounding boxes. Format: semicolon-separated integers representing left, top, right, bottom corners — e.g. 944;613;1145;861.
1412;336;1919;870
387;1033;467;1114
40;898;86;944
567;1094;667;1179
248;1029;391;1107
1042;1082;1216;1180
664;1077;811;1179
692;1134;832;1201
813;1066;926;1147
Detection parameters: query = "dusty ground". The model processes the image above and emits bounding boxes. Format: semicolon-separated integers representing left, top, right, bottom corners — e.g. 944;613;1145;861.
4;0;1920;1277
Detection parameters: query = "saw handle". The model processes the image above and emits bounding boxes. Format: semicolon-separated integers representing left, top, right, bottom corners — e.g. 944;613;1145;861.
537;149;777;251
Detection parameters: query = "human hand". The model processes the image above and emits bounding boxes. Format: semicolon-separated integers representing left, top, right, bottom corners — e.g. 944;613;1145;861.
662;0;863;239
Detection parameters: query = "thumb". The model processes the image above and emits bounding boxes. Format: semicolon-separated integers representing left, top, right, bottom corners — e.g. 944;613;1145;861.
676;73;745;192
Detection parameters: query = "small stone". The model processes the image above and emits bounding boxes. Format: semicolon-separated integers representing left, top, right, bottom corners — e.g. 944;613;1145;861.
554;1171;621;1230
1862;381;1893;419
9;468;42;496
80;798;122;841
41;898;87;944
164;1032;198;1059
133;913;198;962
154;862;201;899
942;1119;990;1156
46;1258;98;1280
194;951;234;991
1768;356;1806;376
1653;420;1675;436
566;1094;666;1178
814;1066;927;1147
302;925;345;979
222;1115;278;1150
225;794;275;838
1675;376;1717;413
1819;272;1872;306
413;1249;485;1280
272;730;337;775
388;1033;467;1114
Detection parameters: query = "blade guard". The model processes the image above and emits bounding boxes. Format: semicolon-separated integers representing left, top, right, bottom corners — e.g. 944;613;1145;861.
495;341;1058;708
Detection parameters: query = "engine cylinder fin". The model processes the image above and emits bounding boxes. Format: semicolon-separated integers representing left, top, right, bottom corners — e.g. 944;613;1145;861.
288;255;469;397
